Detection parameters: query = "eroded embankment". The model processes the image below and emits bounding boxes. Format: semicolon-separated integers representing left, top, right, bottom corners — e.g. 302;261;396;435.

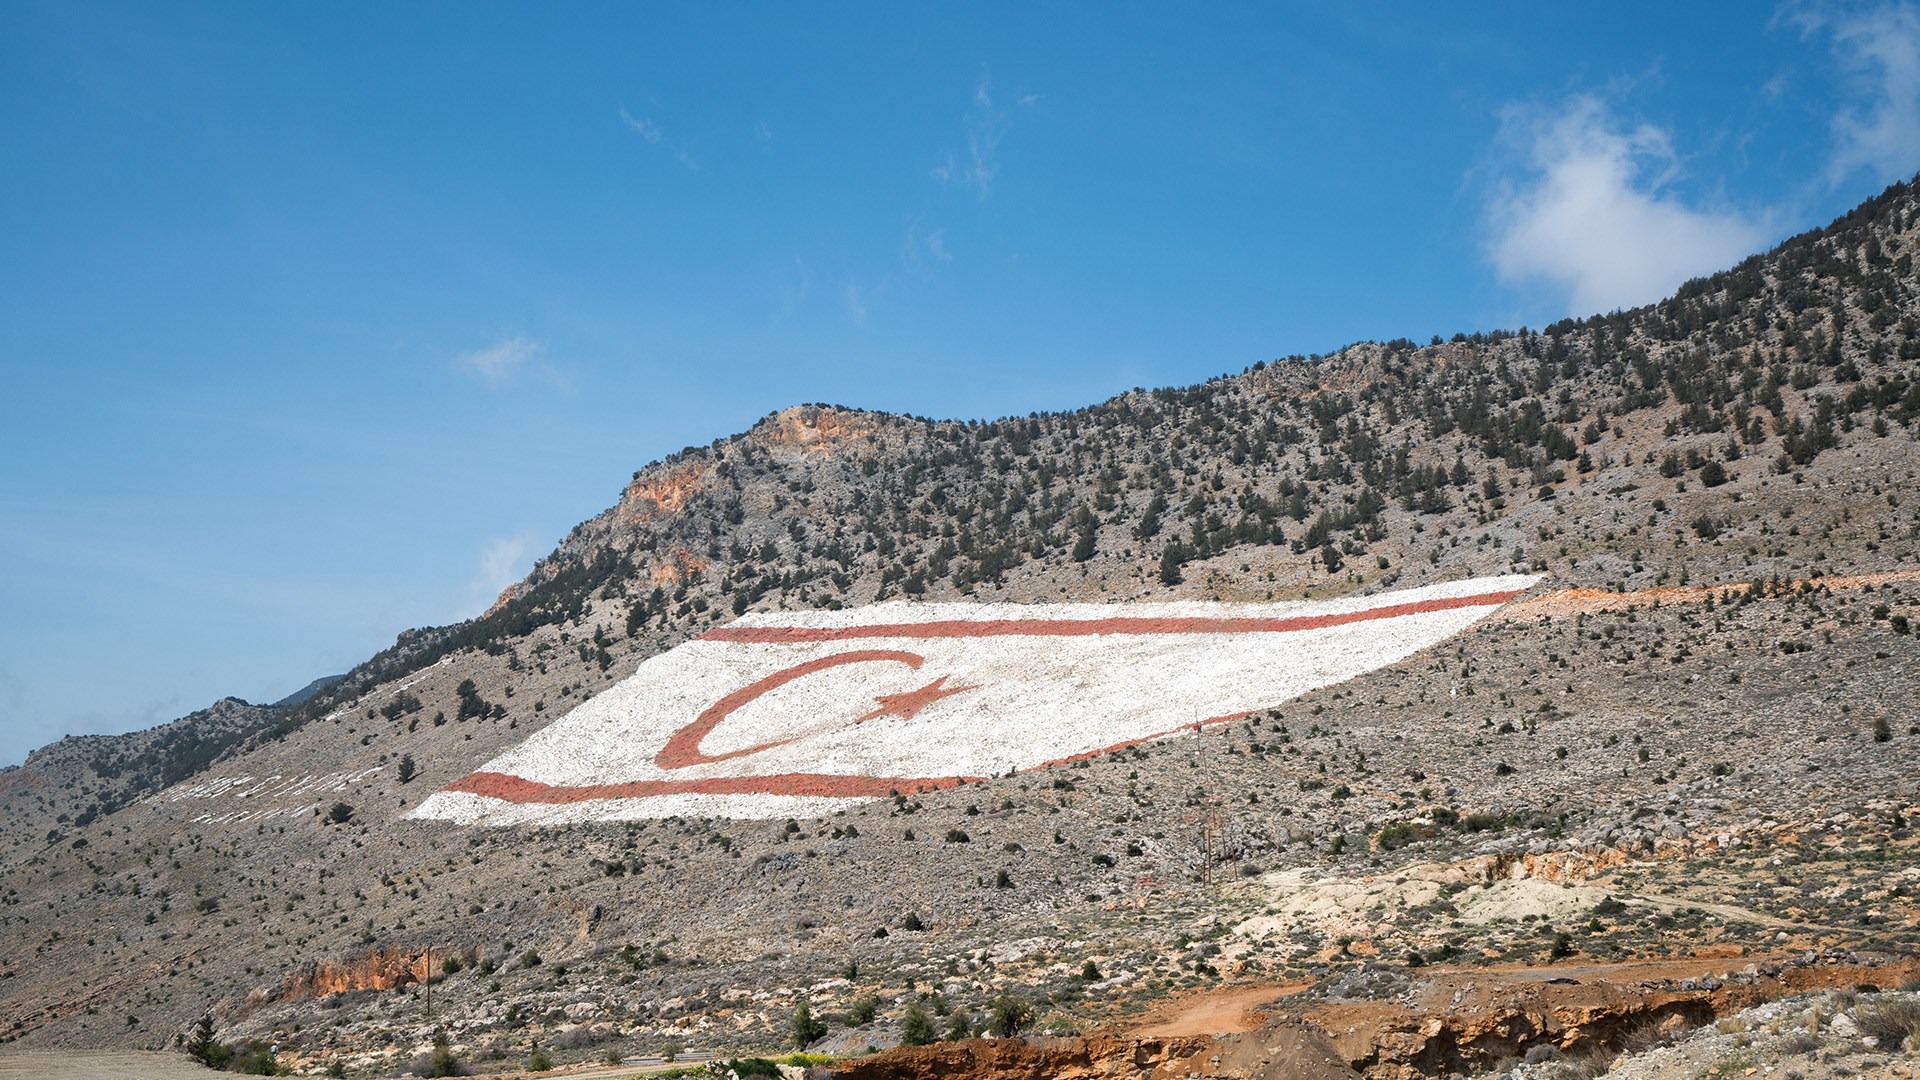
832;954;1920;1080
826;1018;1358;1080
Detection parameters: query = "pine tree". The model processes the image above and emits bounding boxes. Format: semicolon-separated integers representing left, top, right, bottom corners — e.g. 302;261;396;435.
901;1001;935;1046
790;1000;826;1048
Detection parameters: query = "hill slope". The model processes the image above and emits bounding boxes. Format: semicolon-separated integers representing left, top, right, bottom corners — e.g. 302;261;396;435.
4;180;1920;1076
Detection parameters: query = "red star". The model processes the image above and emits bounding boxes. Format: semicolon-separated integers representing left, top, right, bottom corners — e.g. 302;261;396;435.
854;675;977;723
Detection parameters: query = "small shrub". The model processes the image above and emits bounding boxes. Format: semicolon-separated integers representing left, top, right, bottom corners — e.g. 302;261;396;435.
790;1001;826;1048
988;995;1032;1037
1854;996;1920;1046
901;1002;935;1046
228;1042;285;1075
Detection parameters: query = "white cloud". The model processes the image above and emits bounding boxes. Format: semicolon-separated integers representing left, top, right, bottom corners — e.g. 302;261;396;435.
619;107;698;169
464;534;539;618
1485;95;1771;315
934;73;1034;199
1814;3;1920;183
778;257;811;316
845;284;868;325
454;336;543;385
619;108;663;143
963;77;1007;197
900;217;953;274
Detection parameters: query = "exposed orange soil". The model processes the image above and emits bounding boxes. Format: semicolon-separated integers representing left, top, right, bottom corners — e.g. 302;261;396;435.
619;461;713;524
1127;983;1310;1038
752;405;881;455
837;955;1920;1080
1508;568;1920;619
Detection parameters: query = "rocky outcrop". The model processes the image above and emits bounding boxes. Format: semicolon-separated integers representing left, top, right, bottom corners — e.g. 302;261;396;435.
272;947;443;1001
619;460;715;525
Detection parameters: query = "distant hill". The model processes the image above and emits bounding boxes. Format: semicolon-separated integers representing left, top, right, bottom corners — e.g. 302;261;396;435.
0;696;274;867
270;674;345;710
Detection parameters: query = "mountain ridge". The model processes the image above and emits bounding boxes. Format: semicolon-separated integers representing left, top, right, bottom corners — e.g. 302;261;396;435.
3;176;1919;1077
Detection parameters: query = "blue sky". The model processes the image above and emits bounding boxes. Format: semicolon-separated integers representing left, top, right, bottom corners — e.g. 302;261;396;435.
4;1;1920;764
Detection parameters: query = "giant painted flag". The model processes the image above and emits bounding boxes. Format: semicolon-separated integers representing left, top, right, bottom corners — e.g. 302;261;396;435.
412;575;1539;823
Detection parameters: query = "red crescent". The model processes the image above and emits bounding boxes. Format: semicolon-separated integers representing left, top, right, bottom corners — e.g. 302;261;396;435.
653;649;924;770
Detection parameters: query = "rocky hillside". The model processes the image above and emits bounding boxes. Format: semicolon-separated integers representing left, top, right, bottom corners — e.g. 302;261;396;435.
2;179;1920;1077
0;697;277;868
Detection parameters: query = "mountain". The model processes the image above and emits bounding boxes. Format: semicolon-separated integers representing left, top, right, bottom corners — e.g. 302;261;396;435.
4;179;1920;1079
0;697;277;869
272;675;347;710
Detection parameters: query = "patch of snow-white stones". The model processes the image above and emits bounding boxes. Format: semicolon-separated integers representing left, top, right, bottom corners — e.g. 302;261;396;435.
415;575;1539;824
151;767;388;825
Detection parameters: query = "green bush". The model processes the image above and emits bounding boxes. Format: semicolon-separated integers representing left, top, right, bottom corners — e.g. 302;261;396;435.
1374;822;1437;850
988;996;1032;1037
790;1001;826;1048
901;1002;935;1046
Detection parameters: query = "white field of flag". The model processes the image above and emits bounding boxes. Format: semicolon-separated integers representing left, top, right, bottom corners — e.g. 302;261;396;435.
412;574;1540;824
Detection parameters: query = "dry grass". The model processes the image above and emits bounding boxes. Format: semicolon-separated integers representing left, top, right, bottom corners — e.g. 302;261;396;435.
1853;995;1920;1047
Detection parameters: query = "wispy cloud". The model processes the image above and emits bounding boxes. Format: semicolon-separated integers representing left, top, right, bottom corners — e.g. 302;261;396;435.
1484;95;1771;315
619;108;662;144
619;106;698;169
933;72;1034;199
845;283;868;325
463;534;540;618
454;335;544;386
777;257;812;316
900;217;953;274
1798;2;1920;184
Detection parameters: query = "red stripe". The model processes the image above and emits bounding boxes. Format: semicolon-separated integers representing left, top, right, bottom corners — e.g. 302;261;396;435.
444;711;1244;807
701;589;1527;644
444;770;976;803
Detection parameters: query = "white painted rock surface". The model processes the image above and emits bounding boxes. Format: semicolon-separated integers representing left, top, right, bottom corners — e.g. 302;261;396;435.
413;574;1538;823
